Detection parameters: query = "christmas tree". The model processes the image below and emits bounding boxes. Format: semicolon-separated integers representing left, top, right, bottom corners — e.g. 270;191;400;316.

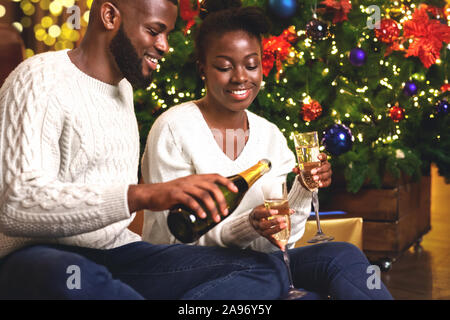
134;0;450;194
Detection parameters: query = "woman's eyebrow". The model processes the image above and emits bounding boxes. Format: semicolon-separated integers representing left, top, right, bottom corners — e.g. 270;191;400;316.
214;53;259;59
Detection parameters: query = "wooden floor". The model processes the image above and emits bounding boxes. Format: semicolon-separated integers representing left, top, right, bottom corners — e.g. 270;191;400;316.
381;164;450;300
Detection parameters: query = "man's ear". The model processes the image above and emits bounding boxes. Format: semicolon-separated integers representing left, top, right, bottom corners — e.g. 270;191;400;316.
100;2;122;31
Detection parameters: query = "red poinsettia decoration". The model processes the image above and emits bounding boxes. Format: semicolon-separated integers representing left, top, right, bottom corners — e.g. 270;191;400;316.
180;0;200;35
262;26;298;78
320;0;352;24
386;5;450;68
402;5;450;68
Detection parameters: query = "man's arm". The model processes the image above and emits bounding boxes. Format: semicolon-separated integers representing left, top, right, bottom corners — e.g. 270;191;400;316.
0;70;131;238
128;174;238;223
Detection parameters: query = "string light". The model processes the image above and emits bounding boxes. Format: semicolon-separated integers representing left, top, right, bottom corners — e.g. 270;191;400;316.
0;5;6;18
356;86;368;93
357;133;363;142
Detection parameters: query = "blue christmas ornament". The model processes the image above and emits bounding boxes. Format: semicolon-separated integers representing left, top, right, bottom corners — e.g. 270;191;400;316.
435;99;449;115
349;48;367;66
268;0;298;19
322;124;354;156
403;81;418;96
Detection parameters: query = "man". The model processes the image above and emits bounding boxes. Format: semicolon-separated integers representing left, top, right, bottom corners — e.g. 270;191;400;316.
0;0;289;299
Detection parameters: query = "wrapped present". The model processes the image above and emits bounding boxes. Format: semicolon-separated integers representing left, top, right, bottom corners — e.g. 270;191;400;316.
295;217;363;250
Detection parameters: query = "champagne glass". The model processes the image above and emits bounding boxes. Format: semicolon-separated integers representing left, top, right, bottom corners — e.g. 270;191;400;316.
294;131;334;243
262;179;307;300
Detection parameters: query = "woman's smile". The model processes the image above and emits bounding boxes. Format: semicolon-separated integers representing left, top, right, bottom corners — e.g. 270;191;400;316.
226;87;253;101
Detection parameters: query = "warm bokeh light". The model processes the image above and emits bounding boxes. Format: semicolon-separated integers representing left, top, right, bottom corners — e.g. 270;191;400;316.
48;24;61;37
0;5;6;18
3;0;91;56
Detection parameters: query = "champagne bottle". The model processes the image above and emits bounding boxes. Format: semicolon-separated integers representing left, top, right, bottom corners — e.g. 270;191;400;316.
167;159;272;243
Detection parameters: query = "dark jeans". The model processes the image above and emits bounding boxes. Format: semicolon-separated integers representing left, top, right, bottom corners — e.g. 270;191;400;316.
0;241;289;300
0;241;392;300
272;242;393;300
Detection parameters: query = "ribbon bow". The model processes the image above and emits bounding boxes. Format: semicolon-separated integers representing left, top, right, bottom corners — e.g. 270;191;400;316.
180;0;200;35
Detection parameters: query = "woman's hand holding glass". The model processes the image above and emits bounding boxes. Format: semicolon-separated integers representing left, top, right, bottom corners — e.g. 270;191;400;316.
292;152;332;189
256;178;307;299
249;205;295;250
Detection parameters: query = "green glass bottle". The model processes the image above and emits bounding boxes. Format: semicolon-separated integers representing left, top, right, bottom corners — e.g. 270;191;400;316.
167;159;272;243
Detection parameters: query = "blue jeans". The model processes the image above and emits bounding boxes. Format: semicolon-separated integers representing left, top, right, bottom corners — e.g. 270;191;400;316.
273;242;393;300
0;241;392;300
0;241;290;300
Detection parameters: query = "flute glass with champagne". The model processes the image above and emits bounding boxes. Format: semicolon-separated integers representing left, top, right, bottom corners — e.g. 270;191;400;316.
294;131;334;243
262;179;307;299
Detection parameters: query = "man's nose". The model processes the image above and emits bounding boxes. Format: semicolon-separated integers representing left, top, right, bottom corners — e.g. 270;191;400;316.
155;34;170;55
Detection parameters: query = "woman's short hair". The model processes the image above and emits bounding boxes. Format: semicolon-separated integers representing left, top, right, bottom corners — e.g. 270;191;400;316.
195;0;271;63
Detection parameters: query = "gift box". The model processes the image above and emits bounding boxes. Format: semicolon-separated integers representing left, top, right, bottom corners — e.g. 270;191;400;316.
295;216;363;250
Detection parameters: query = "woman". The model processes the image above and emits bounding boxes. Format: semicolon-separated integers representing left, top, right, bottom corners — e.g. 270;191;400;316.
141;0;392;300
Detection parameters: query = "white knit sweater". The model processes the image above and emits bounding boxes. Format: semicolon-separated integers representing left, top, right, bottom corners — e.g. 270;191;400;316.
141;102;312;253
0;50;141;258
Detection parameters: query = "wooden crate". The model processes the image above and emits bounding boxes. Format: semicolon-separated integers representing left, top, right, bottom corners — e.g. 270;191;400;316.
321;175;431;264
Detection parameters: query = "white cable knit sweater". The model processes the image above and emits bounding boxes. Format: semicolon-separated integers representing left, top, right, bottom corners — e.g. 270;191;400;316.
141;102;312;253
0;50;141;258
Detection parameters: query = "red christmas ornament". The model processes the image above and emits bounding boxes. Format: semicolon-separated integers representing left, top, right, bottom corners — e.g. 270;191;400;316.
389;104;405;122
180;0;200;35
441;83;450;93
375;19;400;43
302;99;323;122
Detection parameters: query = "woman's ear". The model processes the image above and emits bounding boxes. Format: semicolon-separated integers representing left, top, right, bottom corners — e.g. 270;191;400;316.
196;61;206;81
100;2;122;31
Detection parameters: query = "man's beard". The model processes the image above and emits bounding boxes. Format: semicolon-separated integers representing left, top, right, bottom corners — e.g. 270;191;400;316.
109;25;152;90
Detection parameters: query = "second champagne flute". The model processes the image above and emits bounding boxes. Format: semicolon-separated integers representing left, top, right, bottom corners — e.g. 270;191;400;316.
294;131;334;243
